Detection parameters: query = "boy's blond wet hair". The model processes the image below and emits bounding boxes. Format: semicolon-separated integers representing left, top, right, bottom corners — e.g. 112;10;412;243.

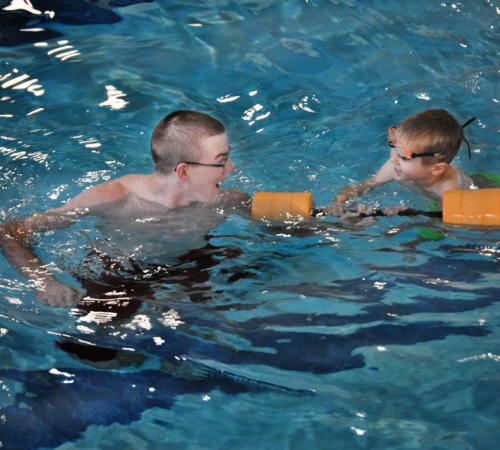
397;109;465;166
151;110;226;174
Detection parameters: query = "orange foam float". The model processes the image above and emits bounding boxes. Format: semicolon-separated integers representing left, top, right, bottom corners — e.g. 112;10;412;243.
251;192;314;221
442;188;500;226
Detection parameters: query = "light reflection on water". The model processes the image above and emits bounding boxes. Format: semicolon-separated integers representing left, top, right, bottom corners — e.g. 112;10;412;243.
1;0;500;449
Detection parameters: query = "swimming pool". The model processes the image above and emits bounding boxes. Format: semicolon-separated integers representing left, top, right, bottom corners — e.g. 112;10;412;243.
1;0;500;448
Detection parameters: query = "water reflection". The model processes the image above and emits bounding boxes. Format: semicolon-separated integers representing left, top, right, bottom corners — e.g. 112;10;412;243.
3;0;54;18
0;65;44;96
99;85;129;110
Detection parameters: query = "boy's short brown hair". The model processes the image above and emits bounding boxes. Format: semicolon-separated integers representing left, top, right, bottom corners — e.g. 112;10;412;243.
397;109;465;166
151;110;226;174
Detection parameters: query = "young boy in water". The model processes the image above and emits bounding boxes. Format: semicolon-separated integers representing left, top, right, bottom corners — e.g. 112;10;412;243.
0;110;248;307
323;108;476;217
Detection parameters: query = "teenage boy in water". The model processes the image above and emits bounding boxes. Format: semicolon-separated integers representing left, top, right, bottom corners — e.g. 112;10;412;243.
0;110;248;307
324;109;476;217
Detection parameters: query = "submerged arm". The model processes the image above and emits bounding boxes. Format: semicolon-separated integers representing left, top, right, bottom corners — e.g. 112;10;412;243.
0;180;133;307
216;188;252;218
0;209;87;307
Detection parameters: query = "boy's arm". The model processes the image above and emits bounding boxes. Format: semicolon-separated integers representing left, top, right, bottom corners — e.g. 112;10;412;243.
216;188;252;218
0;209;87;307
323;160;395;216
0;178;132;307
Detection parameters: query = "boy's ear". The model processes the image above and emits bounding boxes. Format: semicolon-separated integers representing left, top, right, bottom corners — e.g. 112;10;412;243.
175;163;189;182
431;162;448;176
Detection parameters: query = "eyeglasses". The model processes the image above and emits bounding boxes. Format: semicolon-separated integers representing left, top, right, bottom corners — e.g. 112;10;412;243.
388;117;475;160
174;159;229;172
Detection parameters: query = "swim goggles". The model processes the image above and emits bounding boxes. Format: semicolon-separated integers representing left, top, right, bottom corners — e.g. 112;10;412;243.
388;117;476;160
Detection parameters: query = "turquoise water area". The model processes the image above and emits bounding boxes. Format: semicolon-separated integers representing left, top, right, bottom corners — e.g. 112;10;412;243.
1;0;500;449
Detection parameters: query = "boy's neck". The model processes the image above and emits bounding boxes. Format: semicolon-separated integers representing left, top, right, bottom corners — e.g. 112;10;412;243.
130;172;193;209
405;164;456;200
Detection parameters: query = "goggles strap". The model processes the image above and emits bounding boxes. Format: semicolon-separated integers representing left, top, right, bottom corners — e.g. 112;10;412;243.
462;117;476;128
462;117;475;160
463;137;472;160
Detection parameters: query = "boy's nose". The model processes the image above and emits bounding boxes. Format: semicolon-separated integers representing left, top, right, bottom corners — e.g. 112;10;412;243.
389;148;399;164
224;157;235;174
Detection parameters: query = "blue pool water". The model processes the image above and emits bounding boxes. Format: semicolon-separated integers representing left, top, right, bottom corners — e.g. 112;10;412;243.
1;0;500;448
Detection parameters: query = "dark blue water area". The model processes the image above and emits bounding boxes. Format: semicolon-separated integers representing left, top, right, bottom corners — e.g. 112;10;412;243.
1;0;500;449
0;0;156;47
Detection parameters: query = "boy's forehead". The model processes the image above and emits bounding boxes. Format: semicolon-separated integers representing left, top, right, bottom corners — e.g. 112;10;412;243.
199;133;230;155
392;127;412;144
392;127;435;157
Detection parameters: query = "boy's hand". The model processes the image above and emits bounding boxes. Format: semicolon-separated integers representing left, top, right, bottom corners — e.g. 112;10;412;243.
382;205;407;218
322;204;345;217
351;203;375;216
338;204;377;228
34;279;84;308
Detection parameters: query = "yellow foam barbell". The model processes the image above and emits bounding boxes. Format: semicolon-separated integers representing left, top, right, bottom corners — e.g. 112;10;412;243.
251;189;500;226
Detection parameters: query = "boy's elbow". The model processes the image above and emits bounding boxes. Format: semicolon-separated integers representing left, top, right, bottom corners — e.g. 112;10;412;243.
0;219;35;248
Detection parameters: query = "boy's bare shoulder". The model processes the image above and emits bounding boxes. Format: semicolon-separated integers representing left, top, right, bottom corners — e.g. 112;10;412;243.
61;174;144;210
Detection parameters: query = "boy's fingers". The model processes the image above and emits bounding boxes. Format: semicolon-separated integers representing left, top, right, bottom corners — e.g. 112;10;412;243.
322;204;345;217
357;217;378;227
34;283;84;308
356;203;367;214
340;211;358;219
353;203;375;216
362;205;375;215
382;205;406;217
